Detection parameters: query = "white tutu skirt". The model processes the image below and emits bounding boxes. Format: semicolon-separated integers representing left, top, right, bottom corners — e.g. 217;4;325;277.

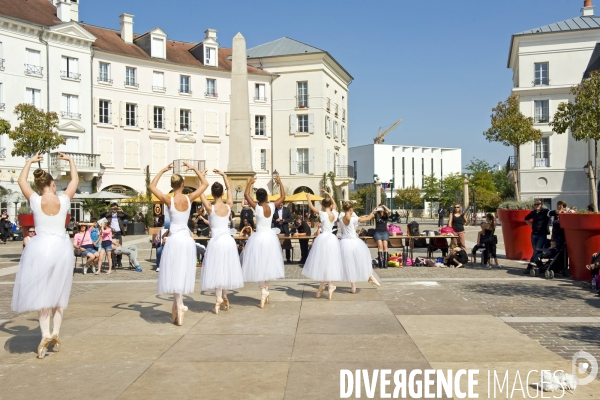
302;232;343;281
201;233;244;291
157;231;197;295
11;233;74;312
340;237;373;282
241;229;285;282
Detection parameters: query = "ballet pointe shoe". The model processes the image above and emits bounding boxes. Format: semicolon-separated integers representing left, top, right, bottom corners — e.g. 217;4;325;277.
50;334;61;352
349;284;357;294
368;276;381;287
37;337;52;359
171;303;177;324
176;306;188;326
214;297;223;315
315;284;325;298
328;284;337;300
260;288;270;309
222;296;230;311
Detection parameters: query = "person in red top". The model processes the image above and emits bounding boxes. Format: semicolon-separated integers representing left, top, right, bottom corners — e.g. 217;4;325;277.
99;222;114;274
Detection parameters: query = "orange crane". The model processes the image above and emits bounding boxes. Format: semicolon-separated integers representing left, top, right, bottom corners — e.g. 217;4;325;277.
373;118;403;144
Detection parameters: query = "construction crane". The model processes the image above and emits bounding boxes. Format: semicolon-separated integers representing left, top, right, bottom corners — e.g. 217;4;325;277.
373;118;403;144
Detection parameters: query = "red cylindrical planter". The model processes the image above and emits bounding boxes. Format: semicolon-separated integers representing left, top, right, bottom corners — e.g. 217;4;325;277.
497;209;533;261
560;213;600;281
18;214;71;228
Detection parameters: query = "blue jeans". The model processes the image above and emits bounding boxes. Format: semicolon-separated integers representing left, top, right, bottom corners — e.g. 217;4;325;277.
530;234;547;264
156;245;164;269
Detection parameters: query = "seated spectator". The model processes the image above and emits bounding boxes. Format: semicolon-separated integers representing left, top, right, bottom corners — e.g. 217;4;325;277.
240;218;253;237
239;200;255;230
73;224;99;274
535;239;559;268
444;246;468;268
12;221;23;241
23;226;35;247
155;223;169;272
569;206;578;214
111;238;142;272
229;210;236;230
588;204;595;212
67;217;75;238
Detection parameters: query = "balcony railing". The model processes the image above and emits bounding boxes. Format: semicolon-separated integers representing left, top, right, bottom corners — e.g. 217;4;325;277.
97;77;113;84
334;103;339;117
180;124;191;132
0;147;5;159
179;88;192;94
254;96;267;101
204;92;218;98
99;117;112;125
50;152;100;169
173;159;206;175
61;111;81;119
296;97;308;108
506;156;516;175
60;71;81;80
342;108;346;121
326;97;330;112
533;79;550;86
0;59;4;71
25;64;43;76
535;116;549;124
125;80;139;88
153;86;166;91
297;161;309;175
535;158;549;167
335;165;355;179
0;103;5;111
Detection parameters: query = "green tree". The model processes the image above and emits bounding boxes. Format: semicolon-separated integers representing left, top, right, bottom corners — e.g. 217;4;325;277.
394;186;422;209
484;94;542;201
6;104;64;165
492;169;515;200
350;185;375;214
465;159;501;211
439;173;464;209
421;174;440;217
551;70;600;211
0;118;10;137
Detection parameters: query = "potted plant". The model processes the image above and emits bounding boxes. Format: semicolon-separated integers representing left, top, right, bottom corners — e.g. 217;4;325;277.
17;204;34;228
559;211;600;281
497;199;534;261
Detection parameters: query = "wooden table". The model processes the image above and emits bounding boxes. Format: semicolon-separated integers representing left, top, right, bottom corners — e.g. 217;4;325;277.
359;234;458;259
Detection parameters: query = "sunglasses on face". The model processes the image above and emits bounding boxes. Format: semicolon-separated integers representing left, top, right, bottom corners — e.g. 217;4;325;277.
28;230;35;234
534;203;542;206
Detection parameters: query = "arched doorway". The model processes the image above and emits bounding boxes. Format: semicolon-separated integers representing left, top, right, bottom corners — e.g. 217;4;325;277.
103;185;136;195
293;186;314;194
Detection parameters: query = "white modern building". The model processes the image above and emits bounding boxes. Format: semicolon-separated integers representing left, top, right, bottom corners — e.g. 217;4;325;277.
247;38;353;200
0;0;99;203
349;143;462;209
507;0;600;208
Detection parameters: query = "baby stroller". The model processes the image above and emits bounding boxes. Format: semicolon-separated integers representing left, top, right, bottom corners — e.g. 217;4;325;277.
530;246;569;279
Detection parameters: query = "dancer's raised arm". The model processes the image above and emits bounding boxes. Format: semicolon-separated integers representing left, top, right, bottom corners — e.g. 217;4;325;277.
214;169;233;207
244;176;257;209
321;190;336;211
306;192;319;214
273;174;286;208
59;153;79;199
149;163;173;206
184;163;209;202
18;152;44;200
357;209;377;223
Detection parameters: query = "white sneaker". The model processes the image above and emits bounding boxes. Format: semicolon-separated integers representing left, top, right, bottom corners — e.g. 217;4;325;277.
456;263;463;268
156;267;160;272
82;265;87;275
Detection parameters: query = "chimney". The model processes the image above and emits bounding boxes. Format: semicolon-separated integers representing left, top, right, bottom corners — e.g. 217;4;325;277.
70;0;79;23
582;0;595;16
56;1;71;22
204;29;217;41
120;13;134;44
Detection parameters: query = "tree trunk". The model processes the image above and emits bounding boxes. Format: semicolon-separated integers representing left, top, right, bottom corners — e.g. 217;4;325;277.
514;147;521;201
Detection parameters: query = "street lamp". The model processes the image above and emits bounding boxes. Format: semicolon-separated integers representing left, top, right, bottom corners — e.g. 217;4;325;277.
389;177;394;210
373;174;381;210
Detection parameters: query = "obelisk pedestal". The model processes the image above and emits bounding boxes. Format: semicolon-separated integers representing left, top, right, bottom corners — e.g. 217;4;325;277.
226;32;255;212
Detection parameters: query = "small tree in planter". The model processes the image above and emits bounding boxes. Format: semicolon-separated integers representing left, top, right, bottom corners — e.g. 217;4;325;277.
5;104;64;167
484;94;543;201
497;199;535;261
550;70;600;212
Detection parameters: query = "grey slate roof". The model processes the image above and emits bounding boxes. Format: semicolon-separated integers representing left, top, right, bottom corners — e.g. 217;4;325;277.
515;16;600;36
247;37;324;58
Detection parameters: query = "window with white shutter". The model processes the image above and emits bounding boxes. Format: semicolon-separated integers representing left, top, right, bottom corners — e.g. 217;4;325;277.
289;114;297;134
151;38;165;59
179;144;193;161
152;142;167;172
25;49;41;75
205;145;219;171
180;109;191;132
254;84;266;101
124;140;139;168
205;110;219;136
26;88;41;108
153;72;165;91
205;47;216;66
98;138;113;166
99;100;111;124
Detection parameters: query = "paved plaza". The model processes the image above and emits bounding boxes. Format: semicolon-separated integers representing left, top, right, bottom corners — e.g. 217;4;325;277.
1;223;600;399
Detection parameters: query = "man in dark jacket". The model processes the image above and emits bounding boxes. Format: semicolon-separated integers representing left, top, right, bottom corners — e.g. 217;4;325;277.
101;203;130;267
292;216;312;265
272;203;293;262
524;199;552;272
239;199;254;230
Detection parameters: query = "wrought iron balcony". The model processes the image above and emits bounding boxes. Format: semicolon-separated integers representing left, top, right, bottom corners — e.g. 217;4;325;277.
179;124;191;132
506;156;516;175
173;159;206;176
336;165;355;179
61;111;81;119
179;88;192;94
342;108;346;121
60;71;81;80
0;59;4;71
254;96;267;101
97;77;113;84
535;158;549;167
0;103;5;111
535;116;549;124
334;103;339;117
204;92;218;98
50;152;101;180
326;97;330;112
153;86;166;91
0;147;5;159
24;64;43;76
125;80;139;88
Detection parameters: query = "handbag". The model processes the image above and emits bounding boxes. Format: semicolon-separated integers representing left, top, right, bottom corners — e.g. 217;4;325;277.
440;226;455;235
74;228;89;257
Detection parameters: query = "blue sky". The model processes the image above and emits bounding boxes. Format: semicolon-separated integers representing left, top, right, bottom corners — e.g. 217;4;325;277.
79;0;581;170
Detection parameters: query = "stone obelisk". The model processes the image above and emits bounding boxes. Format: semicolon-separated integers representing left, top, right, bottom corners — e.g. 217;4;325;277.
226;32;255;212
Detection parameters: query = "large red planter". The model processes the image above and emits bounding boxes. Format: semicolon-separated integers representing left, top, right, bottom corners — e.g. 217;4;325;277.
18;214;71;228
560;213;600;281
497;209;533;261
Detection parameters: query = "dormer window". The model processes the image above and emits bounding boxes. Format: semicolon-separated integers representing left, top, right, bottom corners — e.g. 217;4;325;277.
205;47;216;66
152;37;165;59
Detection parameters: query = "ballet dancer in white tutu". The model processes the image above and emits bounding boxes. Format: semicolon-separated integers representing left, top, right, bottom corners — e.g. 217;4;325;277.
200;170;244;314
241;174;286;308
11;152;78;359
149;162;208;326
339;202;381;293
301;190;344;299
